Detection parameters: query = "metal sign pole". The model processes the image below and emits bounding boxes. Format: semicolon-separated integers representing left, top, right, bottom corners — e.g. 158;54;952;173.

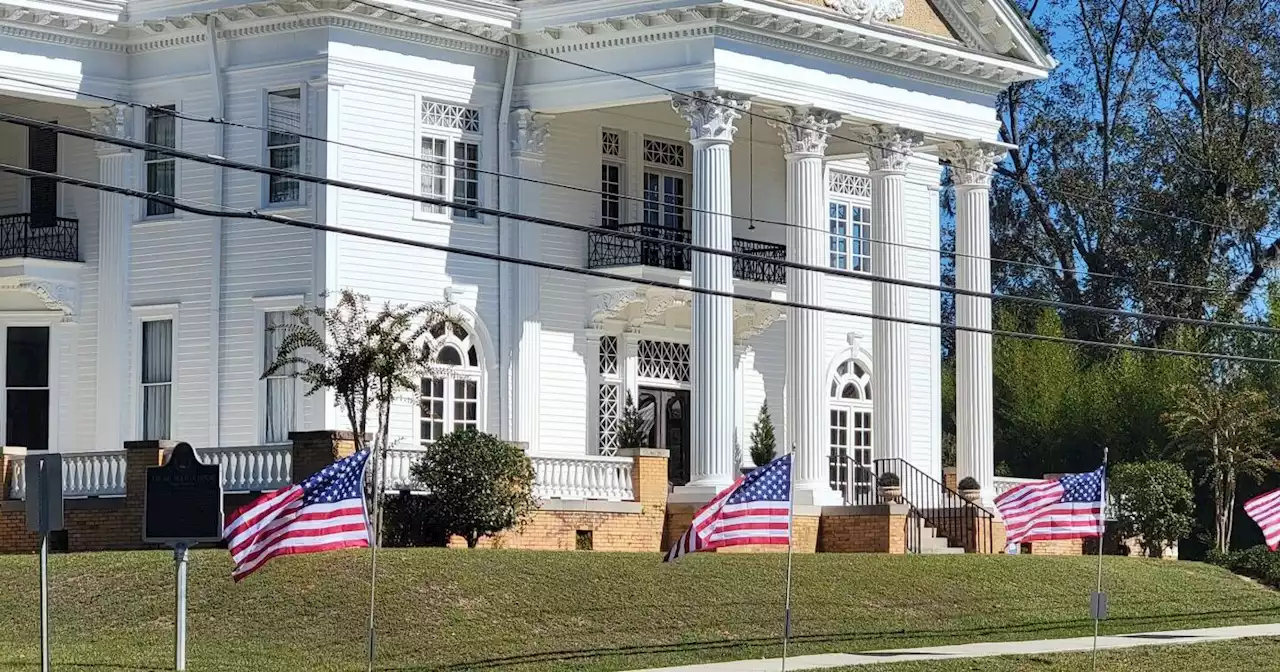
38;529;49;672
174;543;189;671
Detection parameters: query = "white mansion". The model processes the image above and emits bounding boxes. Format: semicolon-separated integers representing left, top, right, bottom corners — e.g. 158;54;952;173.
0;0;1053;508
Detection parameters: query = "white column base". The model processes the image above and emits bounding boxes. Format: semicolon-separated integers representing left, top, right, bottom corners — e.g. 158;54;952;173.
668;485;724;505
794;484;844;507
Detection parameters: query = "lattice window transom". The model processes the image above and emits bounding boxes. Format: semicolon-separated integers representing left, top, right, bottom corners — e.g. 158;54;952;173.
637;340;690;382
598;383;621;455
643;138;686;169
421;101;481;133
599;336;618;376
829;171;871;198
602;130;622;157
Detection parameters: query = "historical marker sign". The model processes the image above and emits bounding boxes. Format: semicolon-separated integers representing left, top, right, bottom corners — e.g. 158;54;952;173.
144;443;224;544
25;453;63;534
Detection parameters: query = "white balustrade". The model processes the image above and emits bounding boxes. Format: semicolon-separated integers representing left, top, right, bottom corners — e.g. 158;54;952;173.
531;455;634;501
992;476;1038;498
383;447;427;492
8;459;23;500
8;452;127;500
201;445;292;493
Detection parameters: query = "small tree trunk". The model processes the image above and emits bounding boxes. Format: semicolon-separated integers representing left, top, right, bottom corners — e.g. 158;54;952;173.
466;533;479;549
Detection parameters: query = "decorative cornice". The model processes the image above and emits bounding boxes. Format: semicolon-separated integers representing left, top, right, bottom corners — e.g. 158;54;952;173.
0;276;80;316
771;105;844;157
590;288;647;327
672;89;751;144
863;125;924;173
510;108;553;157
733;303;785;343
940;140;1004;187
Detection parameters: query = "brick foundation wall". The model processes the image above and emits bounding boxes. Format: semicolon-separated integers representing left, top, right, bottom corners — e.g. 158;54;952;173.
1029;538;1084;555
818;505;909;553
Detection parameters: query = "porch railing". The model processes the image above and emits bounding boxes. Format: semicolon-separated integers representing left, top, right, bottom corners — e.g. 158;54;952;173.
0;214;80;262
9;451;128;500
202;445;293;493
587;222;786;284
829;453;923;554
379;448;635;502
993;476;1038;498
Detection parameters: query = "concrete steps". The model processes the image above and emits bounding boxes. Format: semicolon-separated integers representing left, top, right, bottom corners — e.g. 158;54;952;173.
914;519;967;554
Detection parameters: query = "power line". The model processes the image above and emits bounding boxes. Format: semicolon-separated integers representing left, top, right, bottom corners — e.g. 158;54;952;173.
345;0;1270;240
7;110;1279;339
0;73;1252;299
6;160;1276;365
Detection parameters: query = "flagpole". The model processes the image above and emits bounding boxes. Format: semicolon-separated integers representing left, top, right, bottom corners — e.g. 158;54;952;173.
1091;446;1109;672
781;449;797;672
366;439;382;672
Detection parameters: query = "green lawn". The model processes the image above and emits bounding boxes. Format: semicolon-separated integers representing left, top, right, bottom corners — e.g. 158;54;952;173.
0;549;1277;671
854;636;1280;670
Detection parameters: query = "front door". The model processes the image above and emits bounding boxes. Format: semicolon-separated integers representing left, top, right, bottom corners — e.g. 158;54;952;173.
637;387;691;485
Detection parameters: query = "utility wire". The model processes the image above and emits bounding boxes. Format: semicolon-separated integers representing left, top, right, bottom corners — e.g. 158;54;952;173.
0;72;1254;299
6;160;1278;365
6;111;1279;338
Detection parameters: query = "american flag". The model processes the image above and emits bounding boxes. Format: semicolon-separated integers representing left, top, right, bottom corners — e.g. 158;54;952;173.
225;449;372;581
995;467;1106;544
1244;488;1280;550
664;454;792;562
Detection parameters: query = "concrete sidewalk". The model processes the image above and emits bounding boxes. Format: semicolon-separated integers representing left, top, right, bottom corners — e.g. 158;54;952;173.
627;622;1280;672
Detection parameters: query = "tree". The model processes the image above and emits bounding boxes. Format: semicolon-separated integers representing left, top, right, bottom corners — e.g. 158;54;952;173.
616;392;649;449
1110;461;1195;558
1163;382;1280;552
749;402;777;467
262;288;454;543
410;428;537;548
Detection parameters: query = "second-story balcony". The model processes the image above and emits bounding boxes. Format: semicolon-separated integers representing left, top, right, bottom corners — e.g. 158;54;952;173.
0;214;80;263
587;223;786;285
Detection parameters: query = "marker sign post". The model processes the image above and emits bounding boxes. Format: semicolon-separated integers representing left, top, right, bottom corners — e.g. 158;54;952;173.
25;453;63;672
143;443;223;672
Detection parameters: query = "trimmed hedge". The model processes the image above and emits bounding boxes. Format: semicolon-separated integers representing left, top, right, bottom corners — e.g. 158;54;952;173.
1207;545;1280;588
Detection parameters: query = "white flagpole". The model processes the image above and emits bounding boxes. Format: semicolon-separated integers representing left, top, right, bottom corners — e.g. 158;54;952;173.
1091;446;1109;672
781;450;797;672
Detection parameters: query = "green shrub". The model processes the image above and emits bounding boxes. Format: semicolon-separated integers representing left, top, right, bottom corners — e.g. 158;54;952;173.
958;477;981;491
381;494;450;548
1206;545;1280;588
1110;461;1194;558
749;402;778;467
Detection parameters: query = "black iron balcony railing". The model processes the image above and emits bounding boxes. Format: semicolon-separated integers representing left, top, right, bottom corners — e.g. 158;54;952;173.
0;214;80;262
587;222;786;284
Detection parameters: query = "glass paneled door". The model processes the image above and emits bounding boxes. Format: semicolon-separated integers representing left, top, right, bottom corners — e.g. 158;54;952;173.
642;171;689;270
637;387;691;486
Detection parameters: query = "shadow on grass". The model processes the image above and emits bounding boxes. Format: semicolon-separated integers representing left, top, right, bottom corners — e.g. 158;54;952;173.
384;606;1280;671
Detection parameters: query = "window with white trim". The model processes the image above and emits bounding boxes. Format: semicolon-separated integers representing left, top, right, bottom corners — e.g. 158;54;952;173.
141;319;174;440
262;310;298;443
144;106;177;216
419;321;482;444
601;130;625;228
419;100;481;219
828;171;871;271
829;359;872;497
6;327;50;451
266;89;302;205
642;137;689;230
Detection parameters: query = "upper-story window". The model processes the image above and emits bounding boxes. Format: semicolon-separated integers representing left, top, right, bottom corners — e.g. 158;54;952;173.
266;89;302;205
140;319;174;440
419;100;481;220
144;106;177;217
828;171;871;272
601;129;625;228
642;137;690;230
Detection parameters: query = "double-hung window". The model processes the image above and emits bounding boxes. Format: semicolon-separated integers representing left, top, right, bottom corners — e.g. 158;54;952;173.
6;327;50;451
419;100;481;220
140;319;174;440
266;89;302;205
418;322;482;444
144;106;177;216
827;171;872;272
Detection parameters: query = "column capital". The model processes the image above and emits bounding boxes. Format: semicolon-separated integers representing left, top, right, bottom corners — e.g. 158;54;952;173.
510;107;553;158
940;141;1006;188
672;89;751;145
771;106;844;158
88;104;134;156
863;125;924;174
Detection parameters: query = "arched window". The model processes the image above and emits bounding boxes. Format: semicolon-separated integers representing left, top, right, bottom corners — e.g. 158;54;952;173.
419;321;482;444
829;359;872;497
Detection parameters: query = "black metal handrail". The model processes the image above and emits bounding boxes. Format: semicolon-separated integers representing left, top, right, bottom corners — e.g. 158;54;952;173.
874;457;996;554
587;222;786;284
829;453;922;553
0;214;80;262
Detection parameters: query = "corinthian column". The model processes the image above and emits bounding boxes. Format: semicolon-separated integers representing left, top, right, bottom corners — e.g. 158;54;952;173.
942;141;1004;507
510;108;552;453
89;104;135;450
672;90;750;491
866;126;923;470
772;107;843;504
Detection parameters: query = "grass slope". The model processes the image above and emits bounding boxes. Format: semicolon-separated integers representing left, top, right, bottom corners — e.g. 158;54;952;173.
0;550;1276;671
853;637;1280;671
